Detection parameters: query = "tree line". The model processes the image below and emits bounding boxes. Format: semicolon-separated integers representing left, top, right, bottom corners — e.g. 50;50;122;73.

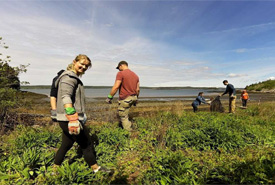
0;37;29;128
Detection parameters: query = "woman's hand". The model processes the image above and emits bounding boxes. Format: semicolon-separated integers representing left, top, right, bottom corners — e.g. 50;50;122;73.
66;112;82;135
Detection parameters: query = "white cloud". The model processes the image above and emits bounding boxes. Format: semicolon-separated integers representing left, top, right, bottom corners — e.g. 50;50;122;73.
0;9;162;86
1;2;274;88
104;23;114;27
174;60;205;66
206;22;275;36
236;48;247;53
268;76;275;80
227;73;247;78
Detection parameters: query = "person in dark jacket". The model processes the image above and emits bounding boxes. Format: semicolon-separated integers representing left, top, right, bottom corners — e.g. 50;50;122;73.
50;69;65;121
191;92;209;112
220;80;236;113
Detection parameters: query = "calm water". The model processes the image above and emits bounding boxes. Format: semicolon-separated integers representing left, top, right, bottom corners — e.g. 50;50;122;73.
21;87;222;101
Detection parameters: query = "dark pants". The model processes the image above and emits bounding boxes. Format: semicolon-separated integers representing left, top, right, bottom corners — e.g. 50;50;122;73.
192;103;198;112
54;121;97;166
242;99;247;107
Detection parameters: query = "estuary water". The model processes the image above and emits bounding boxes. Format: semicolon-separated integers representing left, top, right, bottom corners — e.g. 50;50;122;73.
21;87;223;101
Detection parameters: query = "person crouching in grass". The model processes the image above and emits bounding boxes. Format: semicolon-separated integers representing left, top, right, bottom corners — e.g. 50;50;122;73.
191;92;209;112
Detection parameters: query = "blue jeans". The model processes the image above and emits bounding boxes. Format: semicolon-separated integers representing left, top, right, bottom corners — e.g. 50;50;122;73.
192;103;198;112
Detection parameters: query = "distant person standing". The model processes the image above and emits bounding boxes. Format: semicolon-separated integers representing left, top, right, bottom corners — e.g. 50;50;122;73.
106;61;140;131
191;92;209;112
240;89;249;107
220;80;236;113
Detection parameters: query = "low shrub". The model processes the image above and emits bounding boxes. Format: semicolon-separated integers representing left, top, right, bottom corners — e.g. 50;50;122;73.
0;102;274;184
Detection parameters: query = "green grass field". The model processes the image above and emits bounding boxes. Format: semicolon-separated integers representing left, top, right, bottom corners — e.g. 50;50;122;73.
0;93;274;184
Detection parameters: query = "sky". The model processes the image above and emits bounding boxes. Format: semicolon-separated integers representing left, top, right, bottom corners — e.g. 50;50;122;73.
0;0;275;88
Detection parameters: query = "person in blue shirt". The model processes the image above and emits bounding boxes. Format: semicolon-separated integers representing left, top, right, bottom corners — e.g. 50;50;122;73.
191;92;209;112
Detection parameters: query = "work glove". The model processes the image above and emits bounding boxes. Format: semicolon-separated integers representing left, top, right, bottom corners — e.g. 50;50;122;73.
50;109;57;121
66;112;83;135
105;95;113;104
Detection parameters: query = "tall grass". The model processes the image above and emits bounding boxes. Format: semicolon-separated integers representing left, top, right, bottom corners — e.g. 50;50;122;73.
0;102;274;184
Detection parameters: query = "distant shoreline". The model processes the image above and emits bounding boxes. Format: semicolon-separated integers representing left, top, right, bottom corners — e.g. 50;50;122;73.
21;85;226;90
21;90;274;104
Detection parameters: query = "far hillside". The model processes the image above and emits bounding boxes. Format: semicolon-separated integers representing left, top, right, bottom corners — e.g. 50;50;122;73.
245;79;275;92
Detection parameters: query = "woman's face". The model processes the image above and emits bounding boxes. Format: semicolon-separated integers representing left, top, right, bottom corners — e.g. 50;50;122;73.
73;59;90;75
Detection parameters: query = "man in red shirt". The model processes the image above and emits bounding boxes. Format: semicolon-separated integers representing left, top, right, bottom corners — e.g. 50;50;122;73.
106;61;140;131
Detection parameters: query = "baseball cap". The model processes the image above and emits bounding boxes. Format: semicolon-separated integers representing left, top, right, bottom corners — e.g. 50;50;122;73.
116;61;128;69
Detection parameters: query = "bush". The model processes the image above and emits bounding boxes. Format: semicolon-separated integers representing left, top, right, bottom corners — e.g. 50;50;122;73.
0;37;29;131
143;149;200;184
0;103;274;184
246;79;275;91
205;149;275;184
